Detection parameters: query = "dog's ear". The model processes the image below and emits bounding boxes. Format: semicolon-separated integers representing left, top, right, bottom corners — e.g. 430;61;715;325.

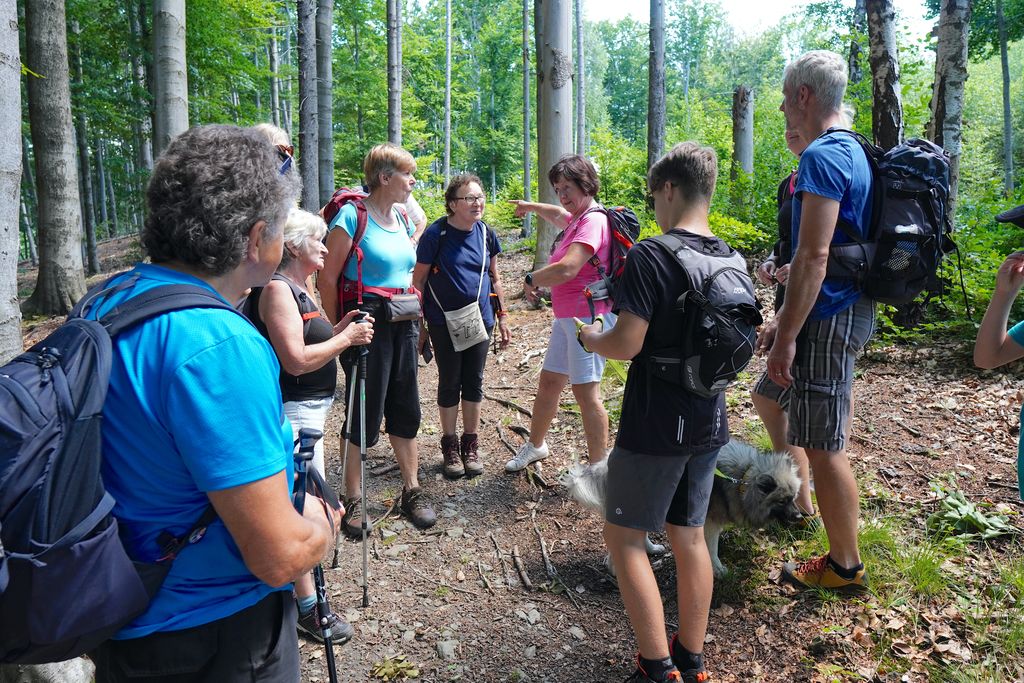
756;474;777;495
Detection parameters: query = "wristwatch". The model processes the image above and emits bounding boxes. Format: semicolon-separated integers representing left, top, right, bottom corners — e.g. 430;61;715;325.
524;272;534;286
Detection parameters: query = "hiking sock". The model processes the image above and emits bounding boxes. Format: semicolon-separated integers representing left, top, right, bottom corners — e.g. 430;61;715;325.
670;637;704;672
827;556;863;580
639;655;677;681
297;595;317;615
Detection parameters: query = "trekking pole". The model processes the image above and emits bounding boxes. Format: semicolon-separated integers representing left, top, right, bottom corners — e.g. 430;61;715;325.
357;333;370;608
332;363;359;569
293;427;339;683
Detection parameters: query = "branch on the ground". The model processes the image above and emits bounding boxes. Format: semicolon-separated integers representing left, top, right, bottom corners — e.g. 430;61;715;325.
484;392;533;417
490;531;513;588
511;545;533;590
478;561;495;595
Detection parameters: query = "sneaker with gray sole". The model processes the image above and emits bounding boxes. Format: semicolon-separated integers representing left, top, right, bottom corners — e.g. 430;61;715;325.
505;440;549;472
296;603;354;645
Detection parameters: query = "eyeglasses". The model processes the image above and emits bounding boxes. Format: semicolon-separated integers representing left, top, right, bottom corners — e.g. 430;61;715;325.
455;195;486;204
276;144;294;175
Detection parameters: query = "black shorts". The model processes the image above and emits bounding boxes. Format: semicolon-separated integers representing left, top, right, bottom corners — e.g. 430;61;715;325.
92;591;298;683
604;445;720;531
427;322;492;407
341;297;421;447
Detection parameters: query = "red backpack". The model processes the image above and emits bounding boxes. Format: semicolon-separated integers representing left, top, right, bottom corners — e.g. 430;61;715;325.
319;187;412;312
580;205;641;320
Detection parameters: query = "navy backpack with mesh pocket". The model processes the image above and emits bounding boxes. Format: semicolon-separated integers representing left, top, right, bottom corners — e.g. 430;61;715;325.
0;276;229;664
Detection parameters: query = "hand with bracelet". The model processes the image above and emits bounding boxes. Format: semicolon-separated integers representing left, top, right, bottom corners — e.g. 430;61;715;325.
574;314;605;352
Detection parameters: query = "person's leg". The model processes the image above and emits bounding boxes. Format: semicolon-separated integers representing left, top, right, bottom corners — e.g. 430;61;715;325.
665;524;713;654
805;447;861;568
461;399;481;434
429;324;463;476
528;370;568;446
570;380;608;463
604;523;669;661
751;388;813;515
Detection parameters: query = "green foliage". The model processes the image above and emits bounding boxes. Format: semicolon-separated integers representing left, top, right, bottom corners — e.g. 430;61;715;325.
707;212;774;257
926;481;1017;541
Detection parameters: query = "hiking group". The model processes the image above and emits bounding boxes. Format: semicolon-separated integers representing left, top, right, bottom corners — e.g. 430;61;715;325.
1;48;978;683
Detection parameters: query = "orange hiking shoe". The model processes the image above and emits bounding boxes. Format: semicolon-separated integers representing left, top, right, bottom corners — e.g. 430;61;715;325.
781;554;868;594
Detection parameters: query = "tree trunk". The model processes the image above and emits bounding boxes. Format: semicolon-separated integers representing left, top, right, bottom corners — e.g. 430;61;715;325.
647;0;666;170
731;85;754;178
353;18;364;142
0;0;22;362
316;0;333;205
534;0;573;268
297;0;319;211
574;0;585;155
443;0;451;185
127;0;153;174
998;0;1013;195
139;0;158;161
283;7;294;138
849;0;867;83
521;0;532;237
867;0;904;149
70;21;98;275
152;0;189;156
95;138;110;236
24;0;87;315
927;0;971;222
268;28;281;128
22;195;39;266
386;0;402;144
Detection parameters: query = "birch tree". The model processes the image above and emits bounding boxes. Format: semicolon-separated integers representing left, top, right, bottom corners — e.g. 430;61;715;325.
534;0;573;267
521;0;532;237
927;0;971;219
731;85;753;178
297;0;319;210
647;0;665;170
153;0;189;156
24;0;87;315
387;0;402;145
867;0;904;149
0;0;22;362
316;0;334;204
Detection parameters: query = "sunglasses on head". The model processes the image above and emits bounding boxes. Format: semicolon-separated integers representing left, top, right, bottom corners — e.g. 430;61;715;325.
276;144;294;175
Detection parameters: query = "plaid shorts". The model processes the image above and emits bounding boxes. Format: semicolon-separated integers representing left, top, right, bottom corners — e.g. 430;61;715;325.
754;297;875;451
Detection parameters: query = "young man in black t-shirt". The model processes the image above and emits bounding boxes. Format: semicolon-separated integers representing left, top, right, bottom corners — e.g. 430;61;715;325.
578;142;733;683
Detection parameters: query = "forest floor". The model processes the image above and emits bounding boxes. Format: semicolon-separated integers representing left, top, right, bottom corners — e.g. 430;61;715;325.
18;234;1024;682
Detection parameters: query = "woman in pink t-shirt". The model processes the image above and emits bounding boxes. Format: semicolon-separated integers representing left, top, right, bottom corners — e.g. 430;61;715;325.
505;154;615;472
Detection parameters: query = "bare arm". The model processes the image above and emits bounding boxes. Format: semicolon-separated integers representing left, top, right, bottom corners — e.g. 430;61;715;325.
529;242;594;287
259;280;372;376
578;311;648;361
208;471;337;587
318;228;353;325
975;252;1024;368
489;255;511;348
509;199;571;229
411;262;431;295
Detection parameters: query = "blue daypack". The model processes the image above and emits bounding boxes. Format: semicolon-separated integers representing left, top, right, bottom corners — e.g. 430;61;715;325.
0;275;234;664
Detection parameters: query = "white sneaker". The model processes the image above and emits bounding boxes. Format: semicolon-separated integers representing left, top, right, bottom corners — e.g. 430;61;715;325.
505;441;549;472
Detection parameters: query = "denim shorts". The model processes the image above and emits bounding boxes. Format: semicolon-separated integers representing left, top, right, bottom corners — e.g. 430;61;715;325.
542;313;617;385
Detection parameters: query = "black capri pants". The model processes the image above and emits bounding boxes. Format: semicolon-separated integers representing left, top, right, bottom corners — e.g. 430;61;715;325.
427;322;492;408
341;297;421;448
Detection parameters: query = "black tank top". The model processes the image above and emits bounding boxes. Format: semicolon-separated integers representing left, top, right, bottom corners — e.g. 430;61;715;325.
248;274;337;401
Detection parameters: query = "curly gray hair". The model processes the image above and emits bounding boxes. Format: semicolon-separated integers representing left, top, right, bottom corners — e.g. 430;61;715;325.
143;124;301;275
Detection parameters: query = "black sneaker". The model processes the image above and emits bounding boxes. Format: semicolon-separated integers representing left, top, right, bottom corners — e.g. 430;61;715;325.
296;604;354;645
623;666;681;682
669;635;711;683
400;487;436;529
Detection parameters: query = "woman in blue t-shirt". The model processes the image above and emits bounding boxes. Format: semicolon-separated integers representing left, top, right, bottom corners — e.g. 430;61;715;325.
974;204;1024;502
412;175;511;479
318;143;436;535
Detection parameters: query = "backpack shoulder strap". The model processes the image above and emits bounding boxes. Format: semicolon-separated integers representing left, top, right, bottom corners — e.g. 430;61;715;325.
96;284;242;338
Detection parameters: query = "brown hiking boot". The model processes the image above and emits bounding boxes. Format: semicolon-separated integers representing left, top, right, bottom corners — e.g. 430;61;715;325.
400;487;436;529
441;434;464;479
460;433;483;477
342;496;370;538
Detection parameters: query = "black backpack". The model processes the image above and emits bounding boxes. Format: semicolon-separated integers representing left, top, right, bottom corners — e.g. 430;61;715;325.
645;233;764;398
580;204;642;320
824;129;956;305
0;275;232;664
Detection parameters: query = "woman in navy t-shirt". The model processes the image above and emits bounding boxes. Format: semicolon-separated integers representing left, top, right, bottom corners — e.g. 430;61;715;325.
412;174;510;478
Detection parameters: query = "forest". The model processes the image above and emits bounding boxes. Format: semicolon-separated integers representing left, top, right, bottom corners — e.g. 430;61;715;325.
1;0;1022;357
3;1;1024;681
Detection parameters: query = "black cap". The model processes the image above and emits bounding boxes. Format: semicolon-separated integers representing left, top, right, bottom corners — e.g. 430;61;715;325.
995;204;1024;228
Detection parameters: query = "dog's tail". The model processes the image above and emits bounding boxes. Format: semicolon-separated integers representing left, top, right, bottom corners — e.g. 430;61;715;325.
561;459;608;513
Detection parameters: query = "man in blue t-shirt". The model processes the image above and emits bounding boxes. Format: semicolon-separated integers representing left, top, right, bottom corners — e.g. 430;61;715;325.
754;50;875;594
